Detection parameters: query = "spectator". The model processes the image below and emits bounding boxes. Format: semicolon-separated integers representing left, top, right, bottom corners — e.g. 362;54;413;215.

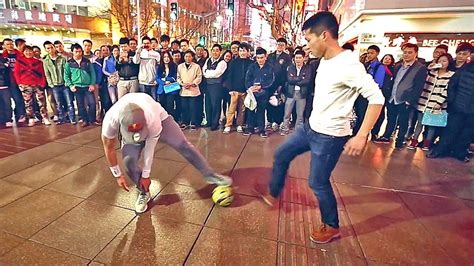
0;49;13;128
230;40;241;59
454;42;473;70
103;45;120;104
2;38;26;122
116;37;140;98
177;50;202;130
129;38;138;54
135;36;160;100
156;51;178;119
53;40;72;59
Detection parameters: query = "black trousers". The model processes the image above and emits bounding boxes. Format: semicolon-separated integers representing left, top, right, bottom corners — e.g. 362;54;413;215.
247;94;269;132
371;102;387;137
181;96;199;126
0;89;13;124
205;83;224;129
353;95;368;136
433;112;474;158
382;102;411;146
159;93;178;120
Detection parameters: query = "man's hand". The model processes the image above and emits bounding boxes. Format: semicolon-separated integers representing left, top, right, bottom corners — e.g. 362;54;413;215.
343;135;367;156
70;86;76;92
88;85;95;92
116;175;130;192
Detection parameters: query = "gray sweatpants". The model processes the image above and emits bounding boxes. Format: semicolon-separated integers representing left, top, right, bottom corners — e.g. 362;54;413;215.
122;116;214;193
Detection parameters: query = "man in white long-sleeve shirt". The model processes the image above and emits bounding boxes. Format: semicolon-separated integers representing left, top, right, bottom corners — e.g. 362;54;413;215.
203;44;227;130
101;93;232;214
256;12;384;244
134;36;160;100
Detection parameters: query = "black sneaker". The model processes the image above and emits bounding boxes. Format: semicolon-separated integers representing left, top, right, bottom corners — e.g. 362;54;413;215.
374;137;390;144
243;129;252;136
189;125;197;130
180;124;188;130
260;132;268;138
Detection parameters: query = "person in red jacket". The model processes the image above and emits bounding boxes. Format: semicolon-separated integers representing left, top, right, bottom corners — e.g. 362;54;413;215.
14;45;50;126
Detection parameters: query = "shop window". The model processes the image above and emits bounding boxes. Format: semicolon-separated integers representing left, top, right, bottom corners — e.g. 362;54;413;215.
67;5;78;15
54;4;66;13
30;2;43;11
17;0;28;10
77;6;88;16
0;0;6;9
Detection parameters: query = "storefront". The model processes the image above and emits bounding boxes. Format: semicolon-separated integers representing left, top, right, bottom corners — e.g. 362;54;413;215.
331;0;474;61
0;9;111;49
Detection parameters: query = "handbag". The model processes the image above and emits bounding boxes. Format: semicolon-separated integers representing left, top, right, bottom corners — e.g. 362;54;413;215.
421;110;448;127
107;71;119;86
163;82;181;94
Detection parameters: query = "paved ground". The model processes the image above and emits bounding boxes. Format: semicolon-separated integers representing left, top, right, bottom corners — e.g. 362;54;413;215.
0;125;473;265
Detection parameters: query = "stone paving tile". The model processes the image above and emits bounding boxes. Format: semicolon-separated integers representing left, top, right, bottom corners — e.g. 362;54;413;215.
95;213;201;265
0;189;82;238
30;201;136;259
0;240;89;265
186;227;278;265
0;231;25;257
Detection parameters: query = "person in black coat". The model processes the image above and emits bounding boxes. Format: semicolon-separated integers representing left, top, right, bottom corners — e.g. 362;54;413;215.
0;52;13;128
280;50;312;135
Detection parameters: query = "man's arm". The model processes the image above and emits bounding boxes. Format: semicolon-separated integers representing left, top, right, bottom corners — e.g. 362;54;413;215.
102;135;130;191
204;60;227;78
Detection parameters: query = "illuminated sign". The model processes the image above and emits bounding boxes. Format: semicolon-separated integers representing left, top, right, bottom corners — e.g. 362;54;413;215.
385;33;474;48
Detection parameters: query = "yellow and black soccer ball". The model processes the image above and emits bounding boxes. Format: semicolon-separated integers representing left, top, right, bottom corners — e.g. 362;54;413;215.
212;186;234;207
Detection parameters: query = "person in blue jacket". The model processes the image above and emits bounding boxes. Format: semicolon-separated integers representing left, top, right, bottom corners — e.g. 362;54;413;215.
156;51;179;120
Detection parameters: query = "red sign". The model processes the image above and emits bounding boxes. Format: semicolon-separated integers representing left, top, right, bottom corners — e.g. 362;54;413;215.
0;9;75;28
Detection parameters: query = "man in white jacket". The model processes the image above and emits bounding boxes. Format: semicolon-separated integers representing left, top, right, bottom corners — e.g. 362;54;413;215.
135;36;160;100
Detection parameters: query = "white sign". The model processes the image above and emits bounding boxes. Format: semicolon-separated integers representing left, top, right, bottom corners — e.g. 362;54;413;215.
11;10;19;20
65;14;72;24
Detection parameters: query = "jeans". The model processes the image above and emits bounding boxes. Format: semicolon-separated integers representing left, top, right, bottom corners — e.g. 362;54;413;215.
205;83;224;129
139;84;157;101
247;94;269;132
382;102;411;146
0;89;13;123
52;85;76;123
99;81;112;115
9;82;25;120
74;87;96;124
282;91;306;129
122;116;214;193
412;111;436;142
269;123;348;228
181;96;199;126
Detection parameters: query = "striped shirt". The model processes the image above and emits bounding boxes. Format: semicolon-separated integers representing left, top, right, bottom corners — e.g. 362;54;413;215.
417;70;454;113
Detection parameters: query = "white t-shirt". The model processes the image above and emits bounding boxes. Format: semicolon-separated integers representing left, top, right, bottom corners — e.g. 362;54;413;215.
309;50;385;137
102;93;169;178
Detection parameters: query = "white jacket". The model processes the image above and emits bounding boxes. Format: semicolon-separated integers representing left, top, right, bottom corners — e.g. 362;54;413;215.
134;49;160;85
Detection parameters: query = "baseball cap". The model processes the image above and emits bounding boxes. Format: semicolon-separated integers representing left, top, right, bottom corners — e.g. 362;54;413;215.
119;103;148;144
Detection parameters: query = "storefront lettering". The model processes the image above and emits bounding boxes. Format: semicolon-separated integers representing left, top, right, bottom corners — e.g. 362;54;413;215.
11;10;19;20
422;39;474;47
25;11;33;20
52;13;60;23
65;14;73;24
38;12;47;21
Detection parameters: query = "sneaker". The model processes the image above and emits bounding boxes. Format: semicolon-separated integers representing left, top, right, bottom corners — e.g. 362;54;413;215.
94;121;102;126
189;125;197;131
223;127;231;134
71;120;77;125
254;184;278;207
260;132;268;138
5;122;13;128
52;115;59;122
204;173;233;186
407;139;418;150
243;129;252;136
81;122;90;128
395;142;404;150
135;192;151;213
309;224;341;244
180;124;188;130
280;129;289;136
28;119;35;127
271;122;279;132
265;123;272;131
374;137;390;144
18;116;26;123
43;119;52;126
201;118;208;127
34;117;40;123
236;126;243;133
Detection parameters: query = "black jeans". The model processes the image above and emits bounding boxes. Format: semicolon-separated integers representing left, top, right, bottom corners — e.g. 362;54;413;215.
433;112;474;158
371;102;387;137
99;81;112;115
74;87;96;124
205;83;224;129
181;96;199;126
382;102;411;146
0;89;13;124
9;82;25;120
247;94;269;132
159;93;178;120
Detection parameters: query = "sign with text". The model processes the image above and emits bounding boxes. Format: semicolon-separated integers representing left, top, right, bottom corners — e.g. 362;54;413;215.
385;33;474;48
0;9;76;28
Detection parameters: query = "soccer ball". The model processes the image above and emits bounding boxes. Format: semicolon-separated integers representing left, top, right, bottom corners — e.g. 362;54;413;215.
212;186;234;207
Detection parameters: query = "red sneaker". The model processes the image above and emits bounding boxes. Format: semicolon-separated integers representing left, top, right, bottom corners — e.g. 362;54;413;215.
310;224;341;244
407;139;418;150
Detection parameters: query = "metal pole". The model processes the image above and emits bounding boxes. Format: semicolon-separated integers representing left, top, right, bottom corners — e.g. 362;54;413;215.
137;0;141;42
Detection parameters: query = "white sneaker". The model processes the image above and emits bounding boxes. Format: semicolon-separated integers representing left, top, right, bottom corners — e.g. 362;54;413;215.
272;122;279;132
28;119;35;127
5;122;13;128
204;173;233;186
34;117;40;123
223;127;231;134
52;115;59;122
43;119;52;126
135;192;151;214
18;116;26;123
201;118;208;126
236;126;243;133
